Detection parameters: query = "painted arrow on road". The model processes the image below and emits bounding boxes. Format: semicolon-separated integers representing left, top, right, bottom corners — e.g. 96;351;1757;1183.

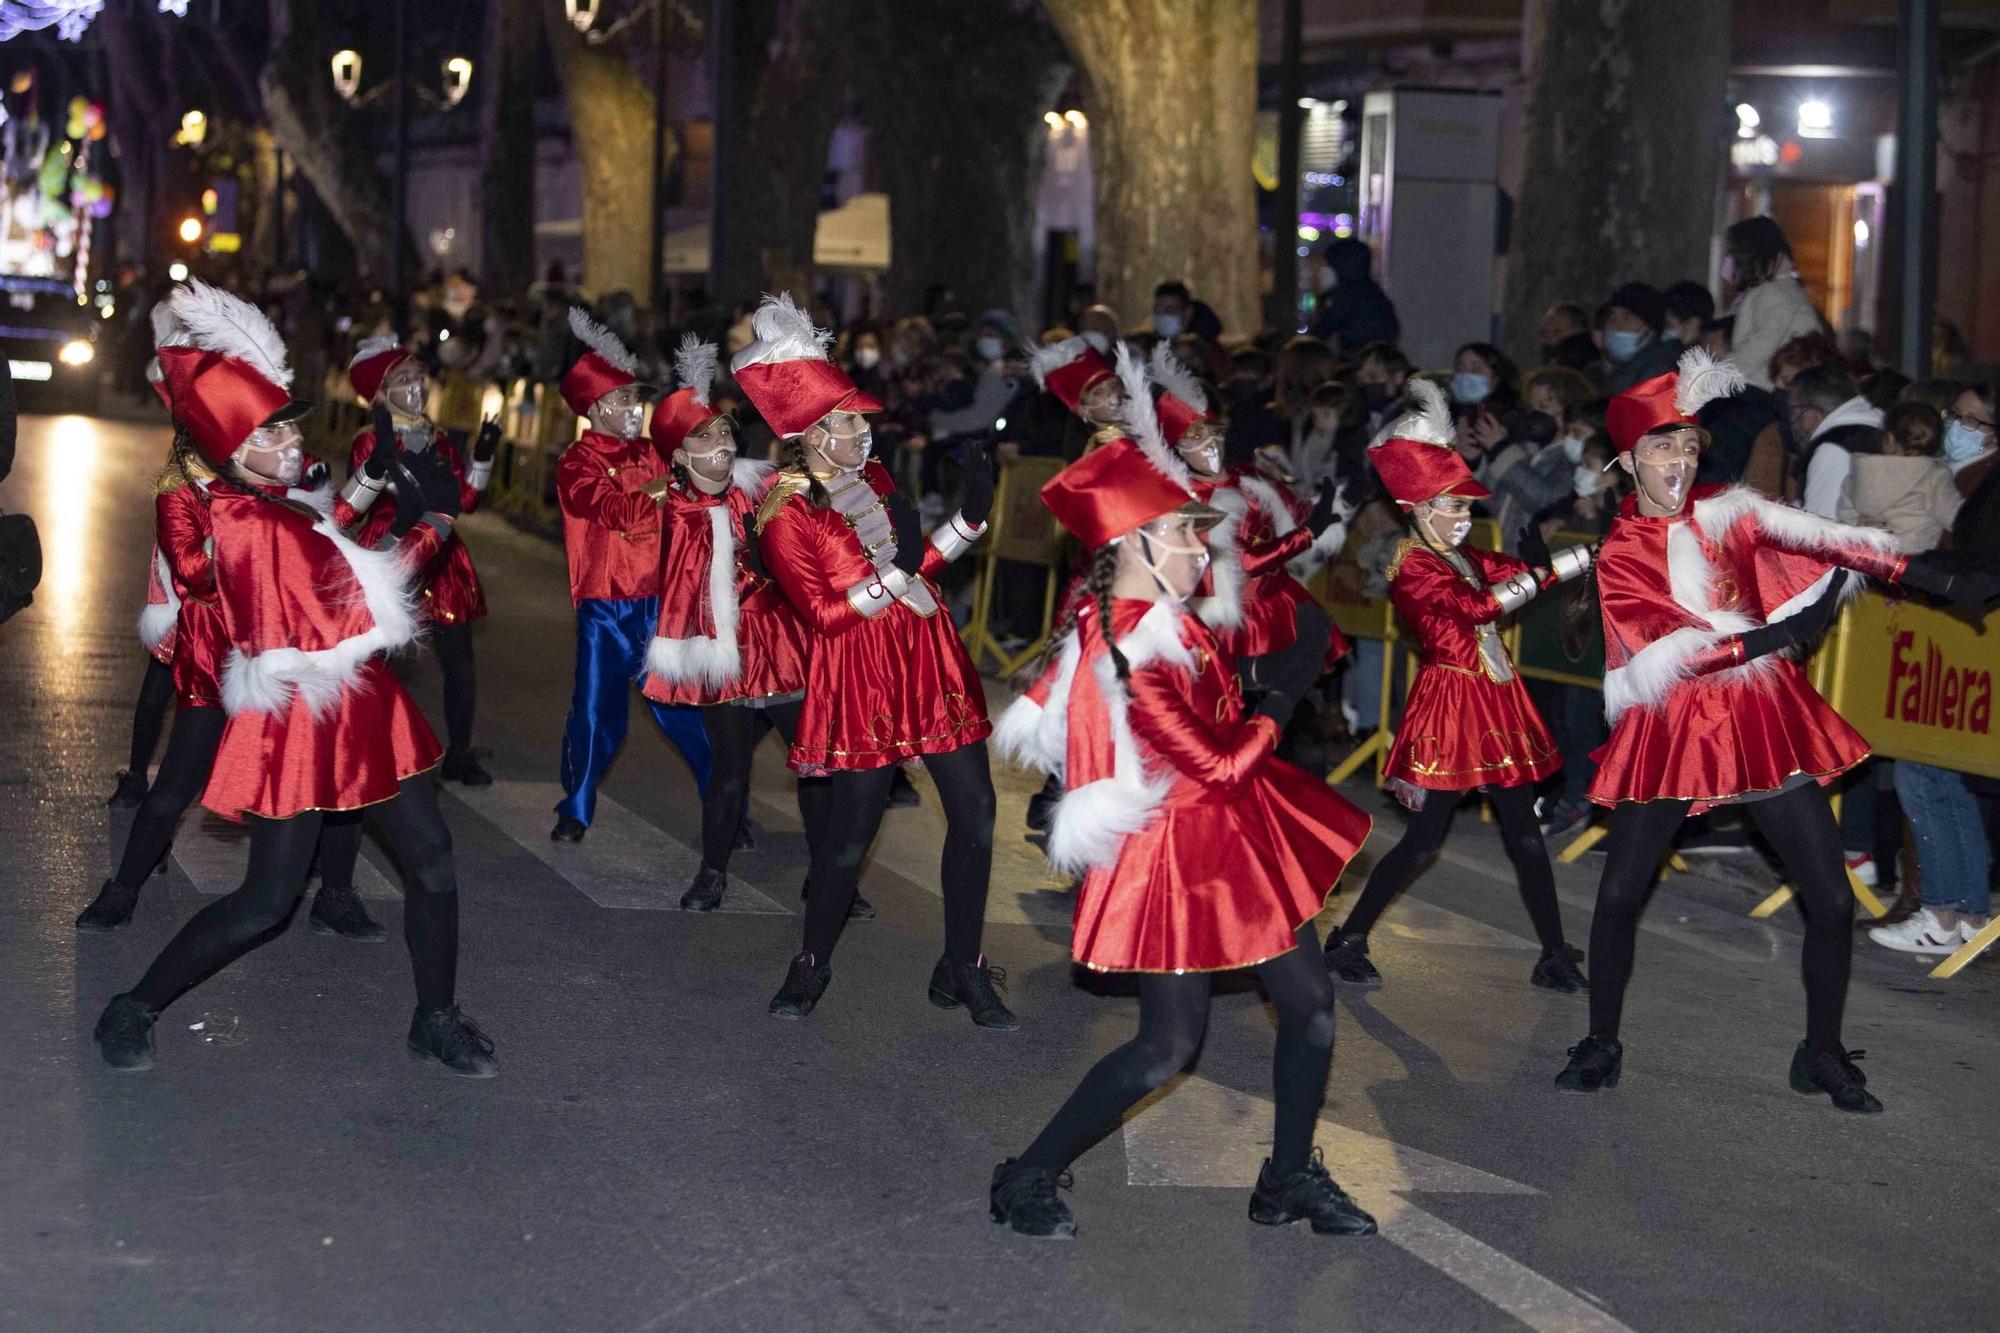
1124;1075;1630;1333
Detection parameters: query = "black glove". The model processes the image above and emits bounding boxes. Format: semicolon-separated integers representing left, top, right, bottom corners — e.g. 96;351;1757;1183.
403;447;464;519
960;442;995;526
1306;480;1340;539
741;522;771;581
887;492;925;576
365;405;399;482
387;461;427;538
1737;574;1847;663
1900;552;2000;621
1248;609;1327;702
1517;522;1552;572
472;416;501;465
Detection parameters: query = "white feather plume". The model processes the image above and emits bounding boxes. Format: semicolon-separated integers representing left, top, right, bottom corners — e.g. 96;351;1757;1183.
1114;341;1192;492
1028;335;1093;389
348;332;403;369
150;299;189;350
1387;378;1454;447
729;291;832;372
1147;341;1207;414
674;334;719;408
168;279;292;388
1673;346;1746;416
567;306;639;375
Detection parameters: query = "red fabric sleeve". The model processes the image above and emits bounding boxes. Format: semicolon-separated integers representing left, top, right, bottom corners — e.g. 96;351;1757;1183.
1392;551;1504;625
1238;524;1313;577
156;487;214;596
1125;667;1279;788
758;503;864;637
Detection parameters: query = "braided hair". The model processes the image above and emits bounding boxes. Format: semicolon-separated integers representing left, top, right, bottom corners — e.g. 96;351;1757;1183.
780;435;833;508
151;426;214;496
1090;544;1131;683
1016;543;1127;688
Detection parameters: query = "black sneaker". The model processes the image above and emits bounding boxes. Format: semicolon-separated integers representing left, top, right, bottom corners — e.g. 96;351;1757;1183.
1530;945;1588;994
990;1159;1077;1239
440;749;494;786
309;884;388;942
1248;1150;1378;1236
800;879;874;920
732;818;757;851
550;816;587;843
770;952;831;1019
76;878;142;932
1790;1041;1883;1114
406;1005;499;1077
1025;774;1062;834
94;994;158;1071
887;769;921;808
1323;928;1382;986
928;955;1021;1031
106;770;149;808
680;866;727;912
1553;1035;1623;1093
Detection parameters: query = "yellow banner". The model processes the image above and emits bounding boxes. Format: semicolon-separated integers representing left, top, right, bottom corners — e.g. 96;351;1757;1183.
1827;590;2000;779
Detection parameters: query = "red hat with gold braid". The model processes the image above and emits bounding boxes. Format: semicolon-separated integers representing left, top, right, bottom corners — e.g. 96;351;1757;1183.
153;279;310;469
650;335;726;455
1367;379;1487;507
728;292;883;438
559;306;645;417
1605;347;1746;454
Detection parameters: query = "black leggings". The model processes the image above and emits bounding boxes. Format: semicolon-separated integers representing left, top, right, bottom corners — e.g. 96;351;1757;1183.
1340;783;1568;954
1587;784;1853;1053
431;622;477;755
126;776;460;1015
126;657;176;774
699;699;827;873
1019;924;1335;1177
113;704;225;888
800;742;994;964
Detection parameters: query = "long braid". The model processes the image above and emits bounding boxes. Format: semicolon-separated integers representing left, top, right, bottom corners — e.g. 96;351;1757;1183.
1089;545;1130;683
781;436;831;507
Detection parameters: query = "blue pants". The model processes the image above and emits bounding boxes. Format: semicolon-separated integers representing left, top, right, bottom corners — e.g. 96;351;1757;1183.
557;596;712;825
1894;761;1991;917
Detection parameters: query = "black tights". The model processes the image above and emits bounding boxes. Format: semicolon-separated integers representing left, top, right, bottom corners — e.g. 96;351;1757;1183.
127;776;460;1015
1020;924;1336;1176
1340;783;1568;954
126;657;175;773
113;704;225;888
800;742;994;964
699;700;827;873
431;622;477;755
1587;784;1853;1053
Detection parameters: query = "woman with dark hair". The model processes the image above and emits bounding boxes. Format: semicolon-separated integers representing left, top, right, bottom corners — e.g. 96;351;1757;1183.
1450;342;1533;492
1722;215;1826;390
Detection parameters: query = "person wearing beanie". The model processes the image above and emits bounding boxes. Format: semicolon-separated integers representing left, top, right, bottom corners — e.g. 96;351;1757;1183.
92;280;497;1077
639;336;827;913
549;307;714;844
987;417;1373;1242
1320;381;1592;994
1551;348;2000;1110
735;293;1010;1026
1599;282;1681;395
345;333;501;785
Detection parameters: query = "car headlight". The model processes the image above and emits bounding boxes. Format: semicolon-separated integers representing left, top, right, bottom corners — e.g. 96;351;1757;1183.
59;339;94;367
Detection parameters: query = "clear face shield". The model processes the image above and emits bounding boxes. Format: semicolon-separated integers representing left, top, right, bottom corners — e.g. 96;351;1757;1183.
1626;427;1702;514
1078;378;1127;430
589;385;647;440
1174;420;1224;477
806;411;872;475
1125;512;1213;603
1413;494;1474;549
382;362;428;420
677;416;738;488
234;420;306;488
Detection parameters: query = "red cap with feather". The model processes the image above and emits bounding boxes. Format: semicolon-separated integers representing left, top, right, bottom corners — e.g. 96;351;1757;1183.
154;279;304;468
1606;347;1745;454
728;293;882;438
650;334;726;455
1367;379;1488;507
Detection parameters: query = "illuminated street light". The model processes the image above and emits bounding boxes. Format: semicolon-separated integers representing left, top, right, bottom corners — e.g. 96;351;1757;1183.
442;56;473;109
1043;110;1063;130
331;49;362;102
168;262;190;282
1798;99;1833;139
1735;103;1760;139
1064;109;1087;131
175;109;206;148
565;0;599;32
178;216;203;245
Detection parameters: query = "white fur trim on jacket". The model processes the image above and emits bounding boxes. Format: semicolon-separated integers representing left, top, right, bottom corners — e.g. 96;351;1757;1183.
994;630;1082;775
1045;602;1196;876
1195;485;1248;630
137;547;180;649
645;504;743;689
219;517;421;720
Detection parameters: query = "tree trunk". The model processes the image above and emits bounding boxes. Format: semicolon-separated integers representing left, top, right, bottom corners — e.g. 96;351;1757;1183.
540;0;676;300
853;0;1067;322
713;0;850;310
1040;0;1261;335
1500;0;1732;363
98;5;179;279
481;0;540;294
260;0;411;285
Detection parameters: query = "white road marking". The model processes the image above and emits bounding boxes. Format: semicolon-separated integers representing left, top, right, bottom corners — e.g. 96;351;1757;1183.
165;810;401;901
1124;1075;1631;1333
450;780;788;914
1332;891;1540;952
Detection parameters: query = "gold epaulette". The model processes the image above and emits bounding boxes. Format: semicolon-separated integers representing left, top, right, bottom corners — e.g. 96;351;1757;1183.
1384;536;1426;583
752;467;813;535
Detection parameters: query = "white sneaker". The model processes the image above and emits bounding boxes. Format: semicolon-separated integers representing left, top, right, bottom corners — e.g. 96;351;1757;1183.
1961;917;1992;944
1868;910;1963;955
1843;853;1878;888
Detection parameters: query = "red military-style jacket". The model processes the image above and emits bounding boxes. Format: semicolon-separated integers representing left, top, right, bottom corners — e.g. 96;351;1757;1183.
349;426;487;624
556;429;669;606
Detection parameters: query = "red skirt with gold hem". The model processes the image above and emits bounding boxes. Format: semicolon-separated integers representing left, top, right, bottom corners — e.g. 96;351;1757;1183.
1386;663;1561;792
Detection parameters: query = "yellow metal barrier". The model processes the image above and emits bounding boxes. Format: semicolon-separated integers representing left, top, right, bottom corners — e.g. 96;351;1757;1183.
963;457;1067;678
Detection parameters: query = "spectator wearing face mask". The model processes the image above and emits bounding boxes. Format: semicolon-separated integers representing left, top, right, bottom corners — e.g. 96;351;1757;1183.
1354;341;1413;436
1490;367;1596;549
1790;363;1882;519
843;323;889;400
1721;215;1827;390
1661;280;1714;351
1538;303;1600;378
1598;283;1681;394
1448;342;1532;492
1308;238;1400;357
1151;280;1194;341
1075;303;1123;360
929;311;1022;444
1945;382;2000;576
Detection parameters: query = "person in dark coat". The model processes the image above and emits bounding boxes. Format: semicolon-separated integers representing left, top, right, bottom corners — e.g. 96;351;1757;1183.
1598;282;1682;395
1309;239;1399;356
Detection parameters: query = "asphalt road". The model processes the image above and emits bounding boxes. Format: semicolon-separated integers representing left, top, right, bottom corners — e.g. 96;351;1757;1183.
3;412;1996;1331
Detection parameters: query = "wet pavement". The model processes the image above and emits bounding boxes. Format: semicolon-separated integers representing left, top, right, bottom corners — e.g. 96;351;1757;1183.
3;411;1998;1331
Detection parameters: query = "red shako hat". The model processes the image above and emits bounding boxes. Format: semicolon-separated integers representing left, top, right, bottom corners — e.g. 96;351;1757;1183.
1367;379;1488;507
1147;342;1212;447
560;307;643;417
347;333;412;402
1029;335;1117;415
728;292;882;438
154;279;307;468
1606;347;1745;454
650;335;726;455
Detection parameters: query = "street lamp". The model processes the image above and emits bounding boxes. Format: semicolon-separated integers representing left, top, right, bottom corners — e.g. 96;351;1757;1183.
565;0;599;33
331;49;363;102
174;109;206;148
441;56;473;109
178;216;203;245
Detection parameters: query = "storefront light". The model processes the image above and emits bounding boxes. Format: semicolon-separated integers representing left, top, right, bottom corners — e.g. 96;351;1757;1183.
1798;100;1833;139
1853;219;1870;250
1735;103;1760;139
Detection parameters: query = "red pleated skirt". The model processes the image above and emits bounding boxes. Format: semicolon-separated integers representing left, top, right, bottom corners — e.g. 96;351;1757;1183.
1387;664;1561;792
421;537;487;625
788;596;991;774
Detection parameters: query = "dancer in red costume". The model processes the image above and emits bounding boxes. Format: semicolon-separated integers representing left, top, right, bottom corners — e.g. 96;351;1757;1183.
345;334;501;785
989;391;1374;1241
1552;349;2000;1110
736;293;1010;1026
1320;380;1591;991
92;281;496;1077
641;335;827;912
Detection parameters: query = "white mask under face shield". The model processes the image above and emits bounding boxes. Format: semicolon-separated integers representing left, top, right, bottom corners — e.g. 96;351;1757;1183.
589;389;646;440
1414;498;1473;549
235;423;305;488
1127;522;1211;604
808;415;873;475
384;371;427;419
